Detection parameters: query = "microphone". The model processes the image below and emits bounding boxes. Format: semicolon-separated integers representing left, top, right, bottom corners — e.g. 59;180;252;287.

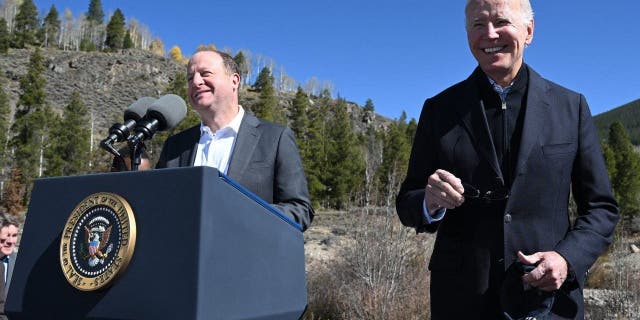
128;94;187;144
100;97;156;148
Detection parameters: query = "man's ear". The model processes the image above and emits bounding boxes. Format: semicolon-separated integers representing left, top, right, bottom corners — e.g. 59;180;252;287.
525;19;534;46
232;73;241;91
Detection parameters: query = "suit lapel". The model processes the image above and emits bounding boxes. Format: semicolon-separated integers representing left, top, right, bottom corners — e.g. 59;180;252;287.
181;126;200;167
456;71;504;185
513;68;550;179
226;114;261;180
5;252;16;295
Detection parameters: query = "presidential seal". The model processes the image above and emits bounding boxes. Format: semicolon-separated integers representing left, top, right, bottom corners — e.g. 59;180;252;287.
59;192;137;291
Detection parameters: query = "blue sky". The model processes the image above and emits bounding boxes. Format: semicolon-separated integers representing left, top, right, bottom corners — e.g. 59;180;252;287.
34;0;640;120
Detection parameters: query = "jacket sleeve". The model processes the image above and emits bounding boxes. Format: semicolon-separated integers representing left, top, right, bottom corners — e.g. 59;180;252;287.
396;99;440;233
554;94;619;289
271;127;315;231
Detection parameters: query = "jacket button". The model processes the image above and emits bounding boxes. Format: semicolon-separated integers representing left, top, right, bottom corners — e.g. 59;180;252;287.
504;213;512;223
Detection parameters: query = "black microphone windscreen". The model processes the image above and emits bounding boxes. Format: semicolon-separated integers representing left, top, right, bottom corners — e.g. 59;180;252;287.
124;97;156;122
147;94;187;131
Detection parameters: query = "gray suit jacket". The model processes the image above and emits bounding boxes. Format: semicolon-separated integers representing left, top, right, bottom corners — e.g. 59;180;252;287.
156;113;314;230
0;252;17;320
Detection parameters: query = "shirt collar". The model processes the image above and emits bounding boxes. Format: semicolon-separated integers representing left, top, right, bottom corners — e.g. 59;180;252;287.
199;105;245;138
487;76;513;100
485;64;528;100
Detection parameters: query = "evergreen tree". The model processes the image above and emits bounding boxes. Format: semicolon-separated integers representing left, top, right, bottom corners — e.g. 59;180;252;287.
45;91;91;177
363;98;375;113
608;121;640;216
104;9;126;52
0;18;9;54
406;117;418;144
11;48;51;189
12;105;57;188
85;0;104;50
0;74;9;167
122;30;134;49
233;51;248;82
165;71;189;100
1;168;26;216
324;98;364;208
318;88;332;100
16;47;46;117
12;0;39;48
80;36;97;52
377;112;412;206
253;67;277;122
40;5;60;48
290;86;310;141
601;143;616;183
87;0;105;25
362;98;375;122
305;97;329;207
253;67;272;90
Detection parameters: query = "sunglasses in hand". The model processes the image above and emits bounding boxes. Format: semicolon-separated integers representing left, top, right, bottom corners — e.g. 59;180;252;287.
462;183;509;203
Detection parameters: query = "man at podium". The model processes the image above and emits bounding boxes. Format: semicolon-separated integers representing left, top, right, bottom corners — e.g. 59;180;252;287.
156;49;314;231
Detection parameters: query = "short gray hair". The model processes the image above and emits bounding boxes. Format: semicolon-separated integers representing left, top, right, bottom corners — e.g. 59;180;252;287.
465;0;534;26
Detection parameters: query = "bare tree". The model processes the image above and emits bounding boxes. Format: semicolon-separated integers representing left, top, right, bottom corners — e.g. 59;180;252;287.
252;53;266;84
238;49;253;85
0;0;19;34
127;18;141;48
363;129;383;207
128;19;152;50
282;74;297;92
305;77;319;96
149;37;165;56
321;80;335;98
60;9;74;50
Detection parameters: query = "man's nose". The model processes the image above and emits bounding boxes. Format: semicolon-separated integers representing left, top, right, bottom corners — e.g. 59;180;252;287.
484;23;499;39
191;73;204;85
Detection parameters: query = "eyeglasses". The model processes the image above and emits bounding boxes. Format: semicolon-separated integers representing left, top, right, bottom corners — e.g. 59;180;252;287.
462;183;509;202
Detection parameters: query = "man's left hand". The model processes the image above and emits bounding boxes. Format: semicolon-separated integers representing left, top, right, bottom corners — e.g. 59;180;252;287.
518;250;568;291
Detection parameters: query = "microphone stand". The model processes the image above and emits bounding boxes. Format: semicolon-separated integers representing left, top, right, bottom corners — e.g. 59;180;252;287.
100;139;120;158
127;139;145;172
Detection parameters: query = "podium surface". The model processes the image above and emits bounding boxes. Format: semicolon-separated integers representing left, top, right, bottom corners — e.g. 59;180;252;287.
7;167;307;319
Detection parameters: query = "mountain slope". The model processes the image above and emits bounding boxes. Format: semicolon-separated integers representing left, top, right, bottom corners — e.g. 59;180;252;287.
593;99;640;145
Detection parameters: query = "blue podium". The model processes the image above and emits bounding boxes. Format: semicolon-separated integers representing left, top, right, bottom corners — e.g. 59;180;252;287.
6;167;307;319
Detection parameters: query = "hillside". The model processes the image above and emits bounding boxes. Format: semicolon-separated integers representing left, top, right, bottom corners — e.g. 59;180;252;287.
593;99;640;145
1;48;183;135
0;48;390;163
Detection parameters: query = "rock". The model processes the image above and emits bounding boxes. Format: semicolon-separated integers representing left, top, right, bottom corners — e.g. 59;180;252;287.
630;216;640;234
632;244;640;253
584;289;640;319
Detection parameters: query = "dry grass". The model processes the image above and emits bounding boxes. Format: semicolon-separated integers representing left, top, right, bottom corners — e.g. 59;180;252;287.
304;207;433;320
584;224;640;319
304;207;640;319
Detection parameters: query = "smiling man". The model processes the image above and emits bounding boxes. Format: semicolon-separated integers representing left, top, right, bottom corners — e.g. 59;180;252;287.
156;50;314;231
396;0;618;318
0;215;19;320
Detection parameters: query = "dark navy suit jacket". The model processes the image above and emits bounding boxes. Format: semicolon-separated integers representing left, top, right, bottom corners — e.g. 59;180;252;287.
396;65;618;319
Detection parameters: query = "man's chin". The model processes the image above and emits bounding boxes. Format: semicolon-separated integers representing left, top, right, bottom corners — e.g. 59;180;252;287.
0;249;12;256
